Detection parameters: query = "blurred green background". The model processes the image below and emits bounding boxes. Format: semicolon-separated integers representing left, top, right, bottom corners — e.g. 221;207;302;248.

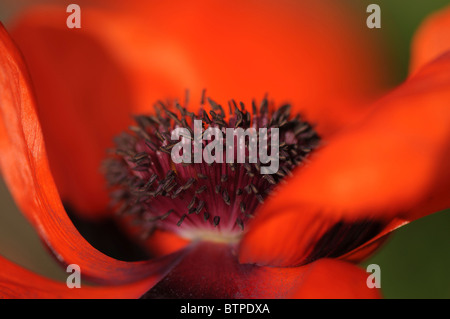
0;0;449;298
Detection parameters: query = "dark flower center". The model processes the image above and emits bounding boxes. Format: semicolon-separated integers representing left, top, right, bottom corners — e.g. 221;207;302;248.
103;93;320;243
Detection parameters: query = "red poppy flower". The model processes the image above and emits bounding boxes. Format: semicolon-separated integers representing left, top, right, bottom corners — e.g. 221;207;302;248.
0;1;449;299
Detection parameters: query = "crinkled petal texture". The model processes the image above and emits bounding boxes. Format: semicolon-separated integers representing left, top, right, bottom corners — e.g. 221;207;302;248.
239;51;450;267
9;0;389;217
0;24;186;287
143;242;380;299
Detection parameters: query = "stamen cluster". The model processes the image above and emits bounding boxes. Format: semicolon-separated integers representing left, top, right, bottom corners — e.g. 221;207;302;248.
104;94;320;241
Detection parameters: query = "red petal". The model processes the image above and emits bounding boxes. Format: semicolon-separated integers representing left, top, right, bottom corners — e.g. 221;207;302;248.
249;52;450;223
238;52;450;267
0;255;159;298
0;23;185;284
411;5;450;74
8;4;218;217
11;0;389;143
144;242;380;299
238;206;385;267
9;9;139;217
290;258;381;299
123;0;390;137
238;207;338;267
